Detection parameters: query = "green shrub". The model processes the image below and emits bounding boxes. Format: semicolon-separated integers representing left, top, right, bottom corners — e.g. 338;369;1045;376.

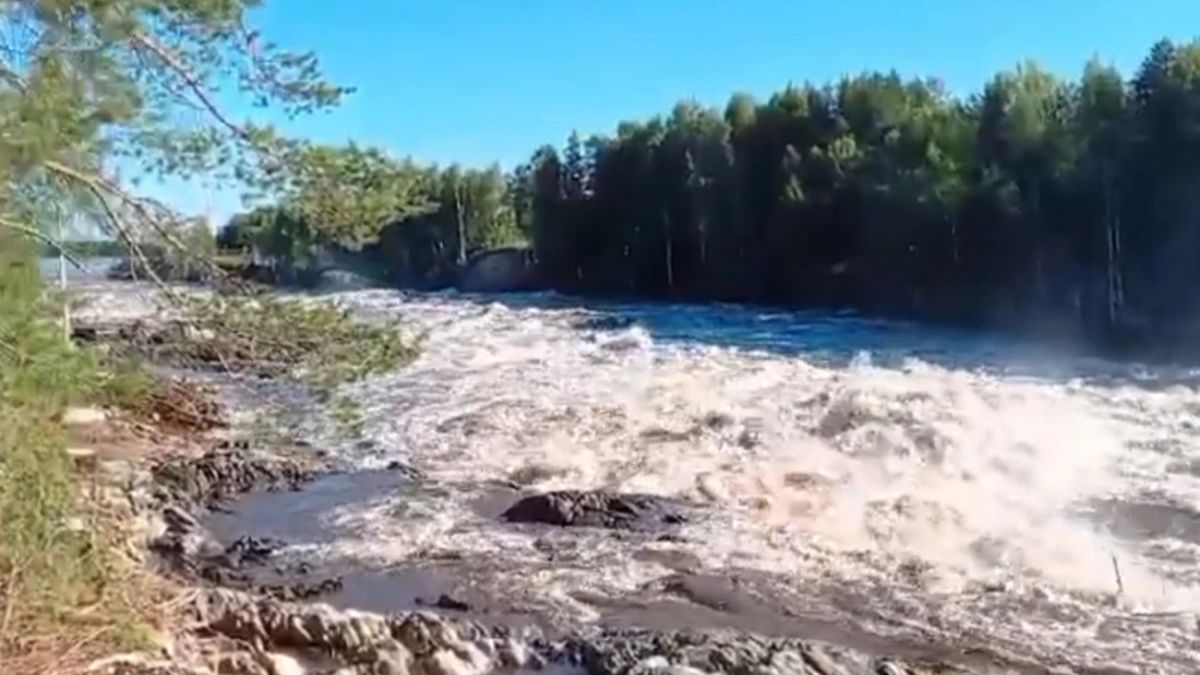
182;294;422;389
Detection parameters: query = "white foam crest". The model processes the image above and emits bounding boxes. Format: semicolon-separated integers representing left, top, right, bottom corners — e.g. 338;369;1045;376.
323;293;1199;599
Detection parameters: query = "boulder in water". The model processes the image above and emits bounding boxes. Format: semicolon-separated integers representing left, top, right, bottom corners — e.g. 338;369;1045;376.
571;314;636;331
151;451;315;507
456;248;536;292
501;490;686;531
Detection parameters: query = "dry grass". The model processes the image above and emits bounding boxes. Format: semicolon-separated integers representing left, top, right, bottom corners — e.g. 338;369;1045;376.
0;414;185;673
0;516;183;675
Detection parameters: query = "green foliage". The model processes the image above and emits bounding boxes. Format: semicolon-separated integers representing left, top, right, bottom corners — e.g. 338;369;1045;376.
269;143;436;249
0;241;101;412
449;164;522;250
233;205;319;270
521;39;1200;343
217;212;257;251
0;0;348;262
0;3;353;660
233;159;526;285
108;218;220;282
180;294;421;388
95;357;157;411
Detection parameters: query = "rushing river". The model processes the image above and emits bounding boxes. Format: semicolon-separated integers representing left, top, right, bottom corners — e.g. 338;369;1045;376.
83;283;1200;673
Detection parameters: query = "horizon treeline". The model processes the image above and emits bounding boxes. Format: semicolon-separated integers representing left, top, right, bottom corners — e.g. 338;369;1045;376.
224;38;1200;345
512;38;1200;341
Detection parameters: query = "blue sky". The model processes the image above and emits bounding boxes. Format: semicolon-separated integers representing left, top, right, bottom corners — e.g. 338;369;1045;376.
149;0;1200;227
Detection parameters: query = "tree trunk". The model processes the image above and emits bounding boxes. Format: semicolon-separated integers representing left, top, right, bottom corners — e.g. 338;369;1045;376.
454;184;467;266
1030;182;1045;304
662;209;674;291
59;214;70;341
1103;163;1123;329
950;217;960;267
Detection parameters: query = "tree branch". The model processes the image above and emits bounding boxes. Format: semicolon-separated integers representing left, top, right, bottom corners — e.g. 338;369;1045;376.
59;169;165;287
129;32;251;142
0;218;85;269
130;46;206;114
41;159;229;284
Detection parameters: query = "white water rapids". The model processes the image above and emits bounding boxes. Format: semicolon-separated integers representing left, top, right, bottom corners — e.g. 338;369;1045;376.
82;282;1200;672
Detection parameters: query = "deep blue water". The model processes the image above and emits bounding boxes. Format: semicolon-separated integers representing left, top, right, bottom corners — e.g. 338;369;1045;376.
413;288;1183;388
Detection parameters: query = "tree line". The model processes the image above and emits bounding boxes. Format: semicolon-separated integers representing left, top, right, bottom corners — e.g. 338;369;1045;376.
511;39;1200;347
222;39;1200;349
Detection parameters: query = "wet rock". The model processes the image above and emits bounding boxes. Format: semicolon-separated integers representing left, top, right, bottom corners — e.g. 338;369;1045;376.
194;589;554;674
263;652;306;675
415;594;473;613
496;638;530;670
151;505;225;561
575;628;899;675
507;463;565;486
152;451;315;507
211;652;270;675
874;662;912;675
361;645;413;675
501;490;686;531
224;536;286;566
699;412;735;430
385;460;425;481
633;549;703;573
150;505;298;591
259;577;344;602
640;427;698;443
628;656;711;675
597;330;650;352
571;315;635;331
658;574;759;613
736;429;761;449
150;498;342;603
89;656;214;675
200;563;251;587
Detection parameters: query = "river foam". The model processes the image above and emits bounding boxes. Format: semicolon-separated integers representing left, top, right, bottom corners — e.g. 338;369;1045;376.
81;283;1200;672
